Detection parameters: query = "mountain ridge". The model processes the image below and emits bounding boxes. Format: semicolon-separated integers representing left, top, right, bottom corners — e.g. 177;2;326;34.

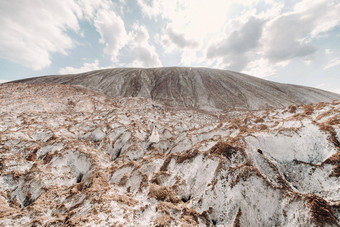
14;67;340;112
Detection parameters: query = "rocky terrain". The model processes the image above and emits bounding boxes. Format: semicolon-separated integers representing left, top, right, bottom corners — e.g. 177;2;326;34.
0;82;339;226
14;67;340;112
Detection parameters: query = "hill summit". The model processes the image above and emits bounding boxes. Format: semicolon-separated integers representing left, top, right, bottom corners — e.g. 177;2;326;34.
15;67;340;112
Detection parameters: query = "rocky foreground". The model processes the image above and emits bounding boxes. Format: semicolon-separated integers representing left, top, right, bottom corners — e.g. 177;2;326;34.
0;83;339;226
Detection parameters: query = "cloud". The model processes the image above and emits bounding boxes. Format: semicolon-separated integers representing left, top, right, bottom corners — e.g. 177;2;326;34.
206;17;265;70
207;17;264;57
181;50;200;66
203;0;340;74
263;0;339;62
263;14;317;62
93;3;128;62
2;0;339;80
0;0;129;70
325;49;334;55
242;58;289;78
0;80;9;84
0;0;82;70
125;25;162;67
165;26;199;49
59;60;104;74
75;0;129;62
129;47;162;67
332;87;340;94
138;0;231;49
323;58;340;70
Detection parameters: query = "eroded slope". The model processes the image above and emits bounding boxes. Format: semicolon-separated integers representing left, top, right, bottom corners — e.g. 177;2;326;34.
14;67;340;112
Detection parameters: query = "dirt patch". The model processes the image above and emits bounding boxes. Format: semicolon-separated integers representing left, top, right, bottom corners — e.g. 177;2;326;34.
118;173;129;186
330;165;340;177
176;149;200;164
319;123;339;148
160;154;175;171
89;171;109;190
254;117;264;123
43;152;53;164
70;182;84;195
325;115;340;126
156;201;181;215
148;184;181;204
207;142;245;161
153;215;173;227
288;105;297;113
233;207;242;227
323;152;340;177
258;124;268;131
181;207;200;225
324;153;340;165
138;174;149;192
315;102;326;110
151;171;171;185
198;210;211;226
305;194;339;226
230;163;263;188
303;104;314;115
111;194;137;206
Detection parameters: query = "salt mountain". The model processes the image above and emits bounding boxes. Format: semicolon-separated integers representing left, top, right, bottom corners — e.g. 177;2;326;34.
0;67;339;226
15;67;340;112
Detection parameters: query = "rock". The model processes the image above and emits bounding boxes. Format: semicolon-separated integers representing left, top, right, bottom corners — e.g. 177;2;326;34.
92;128;105;142
32;132;52;142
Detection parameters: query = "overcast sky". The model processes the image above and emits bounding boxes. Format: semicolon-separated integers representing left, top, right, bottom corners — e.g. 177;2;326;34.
0;0;339;93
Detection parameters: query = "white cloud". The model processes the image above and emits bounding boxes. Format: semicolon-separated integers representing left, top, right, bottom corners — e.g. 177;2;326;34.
315;83;340;94
294;0;339;39
93;4;128;62
138;0;286;70
1;0;339;82
315;83;326;89
202;0;340;74
263;0;339;63
323;58;340;70
206;17;265;71
0;80;9;84
207;17;264;56
0;0;82;70
164;26;199;49
242;58;277;78
75;0;129;62
136;0;161;18
0;0;129;69
325;49;334;55
59;60;103;74
332;87;340;94
138;0;232;49
257;2;283;19
181;50;198;66
263;16;315;62
125;25;162;67
304;60;311;66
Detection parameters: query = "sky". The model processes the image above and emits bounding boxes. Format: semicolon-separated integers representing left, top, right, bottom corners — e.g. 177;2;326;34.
0;0;339;93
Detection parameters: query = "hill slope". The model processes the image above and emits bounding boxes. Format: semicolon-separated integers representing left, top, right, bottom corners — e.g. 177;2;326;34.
15;67;340;111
